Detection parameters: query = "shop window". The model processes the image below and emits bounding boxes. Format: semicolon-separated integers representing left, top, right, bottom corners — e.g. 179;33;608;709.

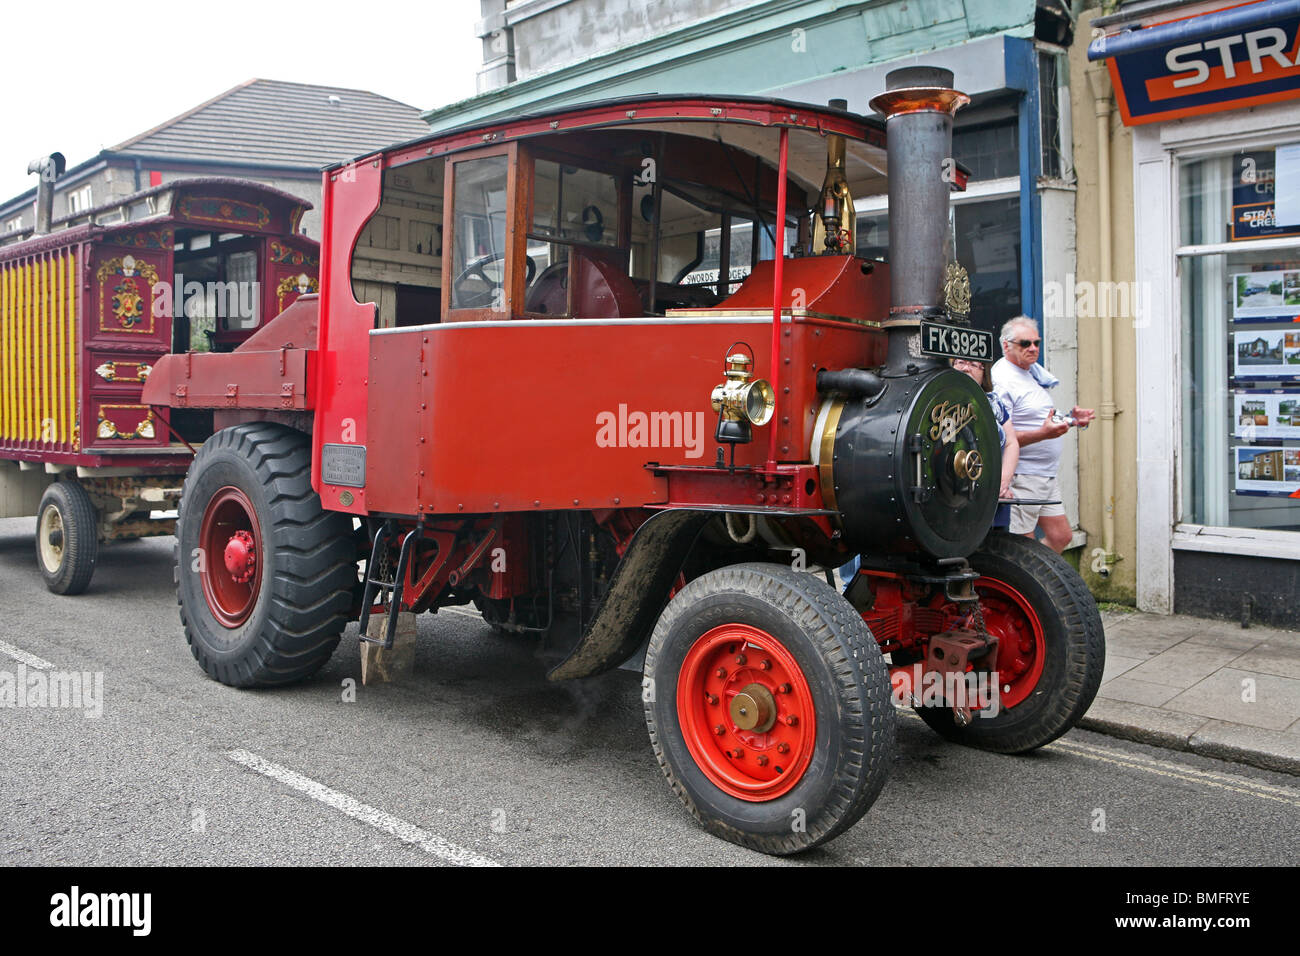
1038;50;1064;180
1179;149;1300;532
953;119;1019;182
955;197;1022;336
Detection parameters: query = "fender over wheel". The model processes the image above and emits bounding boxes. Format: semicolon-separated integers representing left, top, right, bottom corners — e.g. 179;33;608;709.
912;531;1105;753
35;481;99;595
644;562;894;855
176;423;357;687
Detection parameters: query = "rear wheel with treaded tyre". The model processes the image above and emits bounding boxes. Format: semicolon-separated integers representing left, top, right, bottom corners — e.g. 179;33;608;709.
176;423;356;687
644;562;895;855
35;481;99;595
913;531;1105;753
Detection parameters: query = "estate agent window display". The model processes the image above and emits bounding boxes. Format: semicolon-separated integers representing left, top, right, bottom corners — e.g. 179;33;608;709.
1179;147;1300;535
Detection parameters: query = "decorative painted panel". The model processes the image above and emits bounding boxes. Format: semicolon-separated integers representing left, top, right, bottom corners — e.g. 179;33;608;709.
95;253;162;335
178;195;271;231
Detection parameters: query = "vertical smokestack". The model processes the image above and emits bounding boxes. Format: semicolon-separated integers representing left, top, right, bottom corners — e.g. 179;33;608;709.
869;68;968;322
26;153;66;235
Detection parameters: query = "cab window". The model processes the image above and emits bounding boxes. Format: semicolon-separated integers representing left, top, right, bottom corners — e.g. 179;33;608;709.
449;156;508;310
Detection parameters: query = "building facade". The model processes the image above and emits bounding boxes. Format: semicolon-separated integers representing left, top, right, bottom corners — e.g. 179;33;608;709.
1089;0;1300;626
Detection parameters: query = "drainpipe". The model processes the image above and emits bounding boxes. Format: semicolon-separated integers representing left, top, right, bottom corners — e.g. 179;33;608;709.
26;153;66;235
1086;62;1118;574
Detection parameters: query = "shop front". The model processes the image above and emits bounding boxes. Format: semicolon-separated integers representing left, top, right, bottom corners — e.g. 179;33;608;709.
1091;0;1300;624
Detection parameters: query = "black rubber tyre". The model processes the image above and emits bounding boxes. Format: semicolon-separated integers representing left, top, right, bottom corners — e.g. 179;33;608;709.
176;423;356;687
35;481;99;595
644;563;895;855
914;531;1105;753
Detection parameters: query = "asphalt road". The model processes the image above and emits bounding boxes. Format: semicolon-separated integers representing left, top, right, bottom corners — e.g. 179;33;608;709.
2;516;1298;867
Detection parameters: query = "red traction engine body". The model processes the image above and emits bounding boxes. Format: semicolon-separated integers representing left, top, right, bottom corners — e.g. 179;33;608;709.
144;69;1104;856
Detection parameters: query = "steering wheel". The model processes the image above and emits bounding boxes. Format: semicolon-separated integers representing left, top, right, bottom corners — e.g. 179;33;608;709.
452;252;536;308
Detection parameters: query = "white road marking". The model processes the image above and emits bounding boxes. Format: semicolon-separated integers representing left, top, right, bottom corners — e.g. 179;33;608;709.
899;711;1300;808
226;749;499;867
1049;738;1300;808
440;607;484;621
0;640;55;670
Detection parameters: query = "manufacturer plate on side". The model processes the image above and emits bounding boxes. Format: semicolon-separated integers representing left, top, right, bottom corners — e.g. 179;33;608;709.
920;321;994;362
322;443;366;488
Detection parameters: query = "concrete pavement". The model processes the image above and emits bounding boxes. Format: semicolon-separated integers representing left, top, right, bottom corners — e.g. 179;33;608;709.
1082;607;1300;775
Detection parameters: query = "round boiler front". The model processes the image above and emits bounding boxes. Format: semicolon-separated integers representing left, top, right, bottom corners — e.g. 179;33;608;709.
827;367;1001;559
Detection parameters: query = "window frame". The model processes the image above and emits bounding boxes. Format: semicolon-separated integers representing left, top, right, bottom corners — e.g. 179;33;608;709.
440;142;527;323
1171;137;1300;549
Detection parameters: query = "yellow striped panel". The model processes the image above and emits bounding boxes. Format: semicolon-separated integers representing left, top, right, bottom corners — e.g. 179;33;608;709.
1;263;9;441
18;260;27;441
26;258;35;442
39;256;49;444
5;263;13;443
45;255;55;446
68;253;77;449
5;263;12;442
23;259;33;442
1;263;10;441
68;252;78;449
54;253;64;446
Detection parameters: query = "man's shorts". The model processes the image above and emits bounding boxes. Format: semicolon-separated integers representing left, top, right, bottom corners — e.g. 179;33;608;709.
1008;473;1065;534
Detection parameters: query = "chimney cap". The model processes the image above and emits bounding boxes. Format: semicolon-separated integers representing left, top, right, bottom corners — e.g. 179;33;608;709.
884;66;955;91
26;152;66;179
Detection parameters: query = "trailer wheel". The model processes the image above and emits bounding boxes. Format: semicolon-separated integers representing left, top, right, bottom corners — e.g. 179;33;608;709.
913;531;1105;753
644;563;894;855
176;423;356;687
35;481;99;595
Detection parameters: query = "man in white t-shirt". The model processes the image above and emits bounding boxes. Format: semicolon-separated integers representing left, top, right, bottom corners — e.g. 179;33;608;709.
991;316;1094;552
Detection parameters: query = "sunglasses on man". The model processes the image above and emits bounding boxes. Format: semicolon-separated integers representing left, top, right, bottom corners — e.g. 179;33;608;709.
1011;338;1041;348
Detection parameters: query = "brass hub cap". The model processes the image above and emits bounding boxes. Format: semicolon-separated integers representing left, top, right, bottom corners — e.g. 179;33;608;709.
953;448;983;481
729;682;777;733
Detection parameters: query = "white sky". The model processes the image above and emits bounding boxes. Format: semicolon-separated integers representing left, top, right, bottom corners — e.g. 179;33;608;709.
0;0;483;202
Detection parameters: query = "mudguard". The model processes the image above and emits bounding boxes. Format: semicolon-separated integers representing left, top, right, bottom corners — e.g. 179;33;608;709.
547;509;712;681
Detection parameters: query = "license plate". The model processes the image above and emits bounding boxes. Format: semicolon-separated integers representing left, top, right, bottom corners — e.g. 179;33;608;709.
920;321;994;362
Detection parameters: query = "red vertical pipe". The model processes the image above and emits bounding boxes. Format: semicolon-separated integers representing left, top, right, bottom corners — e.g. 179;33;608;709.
767;126;788;469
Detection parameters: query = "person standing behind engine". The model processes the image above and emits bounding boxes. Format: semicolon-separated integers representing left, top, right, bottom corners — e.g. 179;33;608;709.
991;316;1094;553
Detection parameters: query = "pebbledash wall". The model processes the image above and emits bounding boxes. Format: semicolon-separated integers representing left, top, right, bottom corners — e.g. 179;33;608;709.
440;0;1093;551
1090;0;1300;626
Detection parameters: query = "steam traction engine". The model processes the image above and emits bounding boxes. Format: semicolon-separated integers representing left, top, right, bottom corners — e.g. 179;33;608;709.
143;67;1104;855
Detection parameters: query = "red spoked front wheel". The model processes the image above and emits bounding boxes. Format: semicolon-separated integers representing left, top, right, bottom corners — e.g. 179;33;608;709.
644;562;895;856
